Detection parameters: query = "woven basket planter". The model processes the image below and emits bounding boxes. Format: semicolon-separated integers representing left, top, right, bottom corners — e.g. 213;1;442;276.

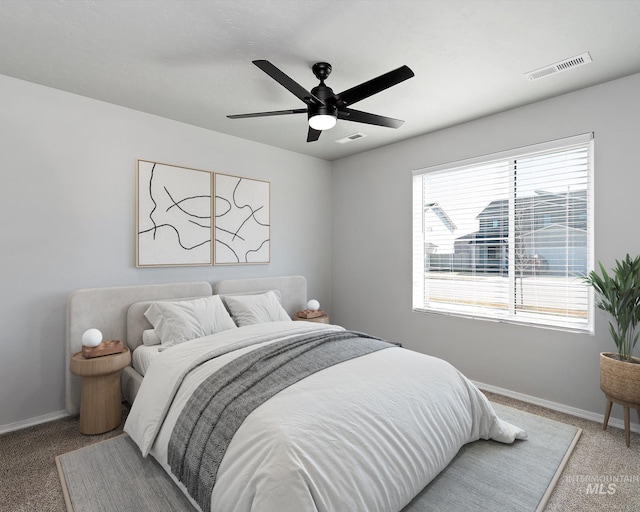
600;352;640;404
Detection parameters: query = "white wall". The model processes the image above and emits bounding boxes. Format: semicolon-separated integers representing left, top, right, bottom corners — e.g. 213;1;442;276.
331;72;640;425
0;74;332;429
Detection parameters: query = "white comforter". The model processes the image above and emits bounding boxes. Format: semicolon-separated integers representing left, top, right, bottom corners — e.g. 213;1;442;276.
125;321;526;512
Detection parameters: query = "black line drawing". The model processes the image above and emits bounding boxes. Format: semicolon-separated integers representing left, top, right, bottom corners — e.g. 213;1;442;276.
137;160;212;267
214;173;270;264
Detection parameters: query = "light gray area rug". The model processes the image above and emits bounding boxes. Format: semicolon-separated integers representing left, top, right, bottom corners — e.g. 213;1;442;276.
56;403;580;512
56;435;197;512
402;403;581;512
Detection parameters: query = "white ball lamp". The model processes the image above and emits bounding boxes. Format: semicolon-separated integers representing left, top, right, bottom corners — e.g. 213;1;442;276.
81;328;103;347
307;299;320;312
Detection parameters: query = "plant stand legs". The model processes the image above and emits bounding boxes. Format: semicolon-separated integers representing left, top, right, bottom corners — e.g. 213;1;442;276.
603;394;640;448
603;399;613;431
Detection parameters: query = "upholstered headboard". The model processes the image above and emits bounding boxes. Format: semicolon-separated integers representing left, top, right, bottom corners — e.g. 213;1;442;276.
66;281;212;415
66;276;308;415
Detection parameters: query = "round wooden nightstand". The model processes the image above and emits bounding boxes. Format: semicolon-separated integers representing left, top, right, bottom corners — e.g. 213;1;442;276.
293;314;330;324
70;348;131;435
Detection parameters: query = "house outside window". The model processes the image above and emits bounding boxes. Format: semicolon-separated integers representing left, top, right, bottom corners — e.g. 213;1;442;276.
412;133;594;332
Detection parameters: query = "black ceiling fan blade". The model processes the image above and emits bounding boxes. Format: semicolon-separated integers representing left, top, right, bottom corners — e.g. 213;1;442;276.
307;127;322;142
338;108;404;128
253;60;324;107
337;65;414;107
227;108;307;119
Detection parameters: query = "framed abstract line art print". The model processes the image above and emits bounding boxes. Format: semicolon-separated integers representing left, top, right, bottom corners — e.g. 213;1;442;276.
136;160;213;267
214;173;270;264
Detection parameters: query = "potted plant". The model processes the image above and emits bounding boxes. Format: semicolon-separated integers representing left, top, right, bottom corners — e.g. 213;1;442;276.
585;254;640;446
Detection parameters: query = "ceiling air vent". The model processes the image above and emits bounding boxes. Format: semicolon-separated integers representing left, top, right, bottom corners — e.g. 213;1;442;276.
525;52;592;81
335;132;368;144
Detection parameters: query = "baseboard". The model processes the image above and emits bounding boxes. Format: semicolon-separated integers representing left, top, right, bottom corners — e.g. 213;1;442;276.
0;410;69;435
475;380;640;435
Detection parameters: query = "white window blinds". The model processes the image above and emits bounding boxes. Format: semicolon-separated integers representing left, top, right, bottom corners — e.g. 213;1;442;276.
412;133;593;332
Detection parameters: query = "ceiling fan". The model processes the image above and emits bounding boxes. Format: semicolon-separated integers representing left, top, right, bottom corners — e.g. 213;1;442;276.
227;60;414;142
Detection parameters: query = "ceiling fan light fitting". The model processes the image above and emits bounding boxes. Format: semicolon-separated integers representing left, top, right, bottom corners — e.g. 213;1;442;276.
308;103;337;131
308;114;337;131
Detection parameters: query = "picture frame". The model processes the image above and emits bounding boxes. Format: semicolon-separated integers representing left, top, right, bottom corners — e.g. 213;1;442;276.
136;160;213;267
214;173;270;265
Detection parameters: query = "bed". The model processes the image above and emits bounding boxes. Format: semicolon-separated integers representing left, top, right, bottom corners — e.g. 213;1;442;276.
66;275;526;512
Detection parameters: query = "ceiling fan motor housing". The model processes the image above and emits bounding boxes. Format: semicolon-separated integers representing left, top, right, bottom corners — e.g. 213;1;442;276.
309;80;337;121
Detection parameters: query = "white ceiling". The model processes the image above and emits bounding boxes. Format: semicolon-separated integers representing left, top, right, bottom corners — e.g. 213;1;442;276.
1;0;639;161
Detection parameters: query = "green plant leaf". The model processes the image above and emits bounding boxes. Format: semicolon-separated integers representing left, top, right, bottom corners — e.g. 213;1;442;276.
587;255;640;359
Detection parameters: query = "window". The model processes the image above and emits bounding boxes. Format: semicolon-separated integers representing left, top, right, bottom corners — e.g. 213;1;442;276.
412;133;593;332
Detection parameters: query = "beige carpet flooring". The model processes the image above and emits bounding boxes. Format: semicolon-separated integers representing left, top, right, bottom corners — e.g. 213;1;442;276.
1;393;638;512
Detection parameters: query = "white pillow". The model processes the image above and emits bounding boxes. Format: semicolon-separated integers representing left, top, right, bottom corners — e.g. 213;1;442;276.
141;329;161;346
144;295;236;347
222;290;292;327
